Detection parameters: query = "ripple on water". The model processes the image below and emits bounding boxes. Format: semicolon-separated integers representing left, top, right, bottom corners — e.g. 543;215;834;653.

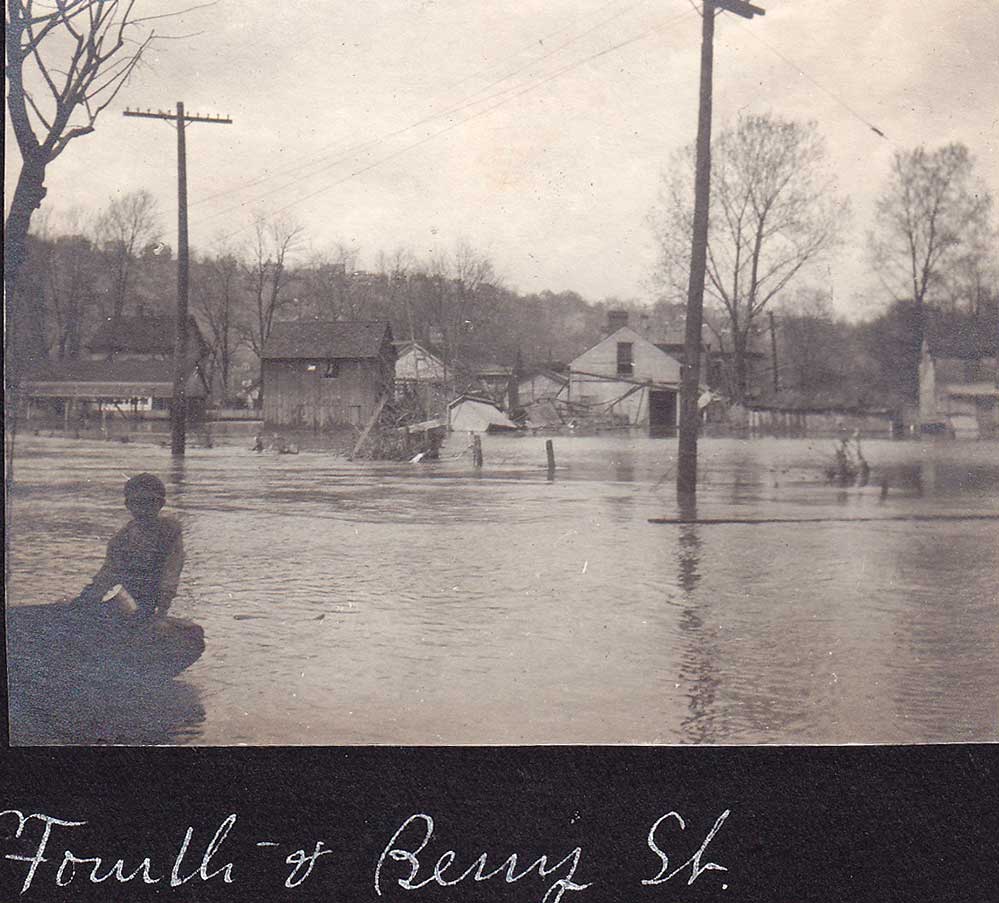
7;434;999;744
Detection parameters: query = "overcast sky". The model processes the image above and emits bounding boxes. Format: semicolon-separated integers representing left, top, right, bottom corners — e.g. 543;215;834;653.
6;0;998;318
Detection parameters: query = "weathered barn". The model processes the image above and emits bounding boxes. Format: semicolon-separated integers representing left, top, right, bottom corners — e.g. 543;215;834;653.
261;320;395;430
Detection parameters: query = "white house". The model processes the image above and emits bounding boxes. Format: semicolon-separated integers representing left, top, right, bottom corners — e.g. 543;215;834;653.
568;322;687;433
918;339;999;438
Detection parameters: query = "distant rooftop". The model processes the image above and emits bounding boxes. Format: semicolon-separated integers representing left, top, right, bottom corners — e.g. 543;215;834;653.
262;320;393;360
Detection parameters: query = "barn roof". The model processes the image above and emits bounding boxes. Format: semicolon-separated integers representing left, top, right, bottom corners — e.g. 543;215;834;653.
87;314;206;356
263;320;393;360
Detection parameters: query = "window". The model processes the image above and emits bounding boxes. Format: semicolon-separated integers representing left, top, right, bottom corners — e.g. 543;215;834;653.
322;360;340;379
616;342;633;376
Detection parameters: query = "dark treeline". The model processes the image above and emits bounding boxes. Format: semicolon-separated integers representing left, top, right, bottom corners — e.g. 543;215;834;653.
15;204;614;403
15;192;997;411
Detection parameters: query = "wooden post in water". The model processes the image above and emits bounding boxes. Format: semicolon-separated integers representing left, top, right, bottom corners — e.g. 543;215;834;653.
546;439;556;480
472;434;483;468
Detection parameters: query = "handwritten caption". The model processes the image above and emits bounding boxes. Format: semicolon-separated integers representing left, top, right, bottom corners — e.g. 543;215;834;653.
2;806;731;900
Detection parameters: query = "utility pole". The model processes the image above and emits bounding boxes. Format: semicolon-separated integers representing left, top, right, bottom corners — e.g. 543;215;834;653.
676;0;764;500
124;103;232;455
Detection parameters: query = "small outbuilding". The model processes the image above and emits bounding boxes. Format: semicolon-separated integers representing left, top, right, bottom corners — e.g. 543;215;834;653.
261;320;395;430
447;395;519;433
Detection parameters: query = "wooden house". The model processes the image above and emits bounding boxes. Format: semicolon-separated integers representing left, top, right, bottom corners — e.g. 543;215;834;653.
393;341;448;417
23;313;209;424
919;339;999;438
567;313;690;434
394;341;445;384
261;320;395;430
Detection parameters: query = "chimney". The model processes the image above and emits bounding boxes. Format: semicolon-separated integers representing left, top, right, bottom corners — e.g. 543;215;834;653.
607;309;629;334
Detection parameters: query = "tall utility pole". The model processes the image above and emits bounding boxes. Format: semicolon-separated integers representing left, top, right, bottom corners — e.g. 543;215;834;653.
676;0;764;500
124;103;232;455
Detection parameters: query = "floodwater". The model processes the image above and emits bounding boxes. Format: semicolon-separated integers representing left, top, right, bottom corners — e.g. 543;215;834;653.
6;432;999;745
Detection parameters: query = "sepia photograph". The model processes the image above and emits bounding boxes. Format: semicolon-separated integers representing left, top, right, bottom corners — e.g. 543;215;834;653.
5;0;998;747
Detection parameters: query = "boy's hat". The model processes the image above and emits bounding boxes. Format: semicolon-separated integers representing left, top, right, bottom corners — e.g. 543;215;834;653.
124;473;166;500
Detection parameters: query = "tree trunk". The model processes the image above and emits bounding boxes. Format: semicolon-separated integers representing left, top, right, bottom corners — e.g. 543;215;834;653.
733;329;749;404
4;158;47;583
4;159;48;312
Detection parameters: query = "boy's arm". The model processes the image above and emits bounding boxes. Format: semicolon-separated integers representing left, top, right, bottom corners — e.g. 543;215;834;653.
74;533;125;605
156;529;185;615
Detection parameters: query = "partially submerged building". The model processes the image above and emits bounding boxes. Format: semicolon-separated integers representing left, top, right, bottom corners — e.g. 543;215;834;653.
23;313;209;424
261;320;395;430
447;395;519;433
566;311;692;434
919;339;999;438
393;341;448;417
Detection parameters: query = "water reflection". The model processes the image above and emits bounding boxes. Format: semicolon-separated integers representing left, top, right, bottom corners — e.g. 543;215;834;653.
167;455;187;497
671;498;720;744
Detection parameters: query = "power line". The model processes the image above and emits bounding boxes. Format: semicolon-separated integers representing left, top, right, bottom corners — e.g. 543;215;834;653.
200;7;697;240
188;0;660;213
730;16;889;140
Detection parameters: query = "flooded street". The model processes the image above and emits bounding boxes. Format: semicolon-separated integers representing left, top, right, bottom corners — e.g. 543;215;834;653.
6;433;999;745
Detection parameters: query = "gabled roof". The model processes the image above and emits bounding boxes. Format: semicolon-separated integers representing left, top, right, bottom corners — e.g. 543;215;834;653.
87;314;205;356
262;320;394;360
394;340;443;362
24;357;206;398
572;326;680;367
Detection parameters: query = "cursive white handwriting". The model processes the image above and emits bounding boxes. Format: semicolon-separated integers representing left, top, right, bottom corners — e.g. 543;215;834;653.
642;809;730;888
1;809;237;894
375;813;591;903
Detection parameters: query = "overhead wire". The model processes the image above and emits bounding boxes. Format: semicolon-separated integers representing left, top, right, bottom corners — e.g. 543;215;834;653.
188;0;659;213
202;6;697;241
728;15;889;141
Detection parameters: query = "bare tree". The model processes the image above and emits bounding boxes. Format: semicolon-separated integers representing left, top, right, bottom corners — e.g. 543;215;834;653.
651;113;848;402
193;241;244;403
299;243;359;321
94;188;161;323
5;1;159;308
429;239;499;375
4;1;165;552
375;247;416;338
872;144;995;345
46;231;102;359
242;213;304;361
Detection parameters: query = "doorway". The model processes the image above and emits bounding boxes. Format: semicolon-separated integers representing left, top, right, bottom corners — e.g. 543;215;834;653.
648;389;677;437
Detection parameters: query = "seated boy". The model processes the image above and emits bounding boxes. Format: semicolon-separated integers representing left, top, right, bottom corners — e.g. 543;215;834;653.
74;473;184;621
